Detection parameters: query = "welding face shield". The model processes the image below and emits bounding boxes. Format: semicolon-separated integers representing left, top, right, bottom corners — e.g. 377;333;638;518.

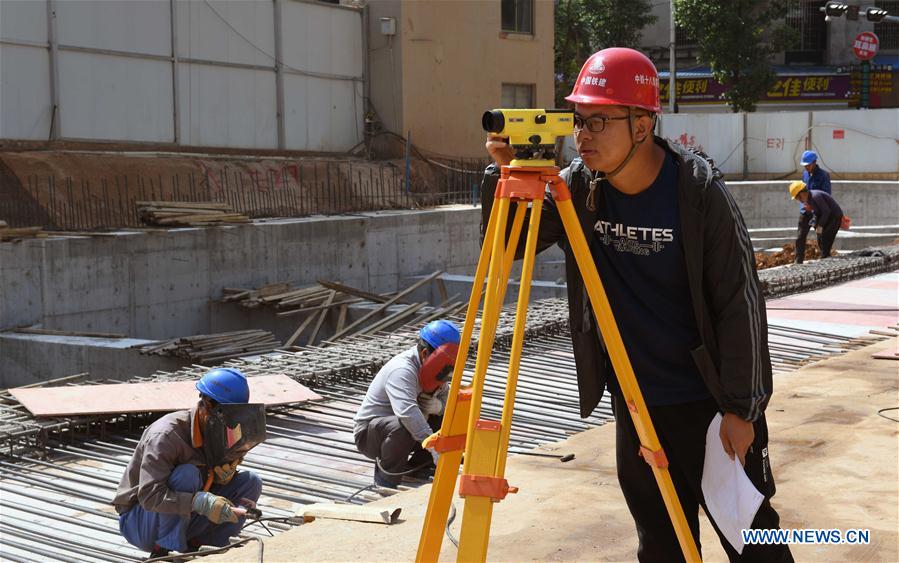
419;342;459;393
203;402;267;466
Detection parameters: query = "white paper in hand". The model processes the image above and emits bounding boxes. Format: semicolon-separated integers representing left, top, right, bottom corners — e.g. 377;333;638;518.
701;413;765;554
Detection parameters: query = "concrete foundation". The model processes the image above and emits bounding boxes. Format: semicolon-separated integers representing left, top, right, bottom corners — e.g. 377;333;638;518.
0;333;186;388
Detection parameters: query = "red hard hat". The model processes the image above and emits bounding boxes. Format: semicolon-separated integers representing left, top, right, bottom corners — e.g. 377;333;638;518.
565;47;662;113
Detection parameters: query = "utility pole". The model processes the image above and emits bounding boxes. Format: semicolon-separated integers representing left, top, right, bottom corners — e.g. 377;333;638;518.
669;0;676;113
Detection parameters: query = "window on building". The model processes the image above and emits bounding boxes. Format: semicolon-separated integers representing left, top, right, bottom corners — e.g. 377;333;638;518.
502;0;534;34
501;83;535;108
875;1;899;49
785;1;827;65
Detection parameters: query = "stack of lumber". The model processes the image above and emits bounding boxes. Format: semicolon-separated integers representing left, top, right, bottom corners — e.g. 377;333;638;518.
0;221;47;242
138;329;281;363
221;272;463;347
136;201;250;227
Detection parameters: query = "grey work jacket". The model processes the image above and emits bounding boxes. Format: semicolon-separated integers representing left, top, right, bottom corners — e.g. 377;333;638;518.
480;136;772;422
112;404;207;516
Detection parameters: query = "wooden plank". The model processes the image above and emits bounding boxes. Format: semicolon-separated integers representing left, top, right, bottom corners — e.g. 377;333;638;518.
135;201;231;210
307;290;337;346
275;297;361;317
359;302;425;335
329;271;442;341
300;503;402;524
317;280;393;304
335;304;348;335
284;313;318;348
9;374;321;417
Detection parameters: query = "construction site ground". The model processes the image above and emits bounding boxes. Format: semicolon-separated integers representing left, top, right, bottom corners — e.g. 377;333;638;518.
209;337;898;562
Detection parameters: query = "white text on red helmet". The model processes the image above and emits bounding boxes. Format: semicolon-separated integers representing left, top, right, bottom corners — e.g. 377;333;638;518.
634;74;659;86
581;76;607;87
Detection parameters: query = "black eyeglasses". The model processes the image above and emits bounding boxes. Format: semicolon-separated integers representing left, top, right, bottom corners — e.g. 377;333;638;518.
573;113;632;133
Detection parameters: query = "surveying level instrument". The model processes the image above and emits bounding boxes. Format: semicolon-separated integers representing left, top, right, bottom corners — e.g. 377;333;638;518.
414;109;701;562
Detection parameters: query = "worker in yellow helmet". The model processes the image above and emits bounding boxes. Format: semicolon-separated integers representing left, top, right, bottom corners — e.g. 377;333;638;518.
788;180;844;263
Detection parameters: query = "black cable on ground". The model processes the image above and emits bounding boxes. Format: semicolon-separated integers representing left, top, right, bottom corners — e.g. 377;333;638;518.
877;407;899;423
446;502;459;548
345;483;376;503
143;536;262;563
376;457;432;477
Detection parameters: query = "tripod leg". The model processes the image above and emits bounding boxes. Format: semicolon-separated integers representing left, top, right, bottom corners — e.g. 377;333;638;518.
457;199;544;562
416;195;503;563
553;198;702;562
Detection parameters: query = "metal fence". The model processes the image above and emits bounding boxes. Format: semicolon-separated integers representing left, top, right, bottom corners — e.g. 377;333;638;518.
1;157;488;231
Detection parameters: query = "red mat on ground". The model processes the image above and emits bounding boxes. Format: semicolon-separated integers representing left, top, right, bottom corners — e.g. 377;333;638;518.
9;374;321;417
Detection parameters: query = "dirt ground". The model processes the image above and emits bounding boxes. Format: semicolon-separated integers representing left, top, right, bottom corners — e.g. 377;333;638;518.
209;338;899;563
756;241;826;269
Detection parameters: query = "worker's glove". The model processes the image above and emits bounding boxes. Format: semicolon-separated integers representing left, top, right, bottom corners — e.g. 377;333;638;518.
192;491;238;524
418;393;444;417
429;448;439;466
815;225;824;236
212;457;243;485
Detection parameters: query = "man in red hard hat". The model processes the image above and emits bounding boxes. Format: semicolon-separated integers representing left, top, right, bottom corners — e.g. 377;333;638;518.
483;48;791;561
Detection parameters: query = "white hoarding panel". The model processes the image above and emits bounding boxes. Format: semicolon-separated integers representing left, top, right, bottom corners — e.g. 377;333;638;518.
57;0;170;56
281;0;363;78
177;0;275;67
284;74;361;152
811;109;899;174
58;51;173;141
745;112;809;176
0;0;48;43
659;113;743;175
0;45;52;139
178;63;277;148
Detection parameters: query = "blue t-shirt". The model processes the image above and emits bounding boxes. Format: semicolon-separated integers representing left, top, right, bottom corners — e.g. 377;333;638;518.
590;152;710;405
802;166;831;194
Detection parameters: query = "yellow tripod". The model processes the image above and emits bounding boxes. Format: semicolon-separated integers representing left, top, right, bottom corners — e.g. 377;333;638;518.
414;164;701;562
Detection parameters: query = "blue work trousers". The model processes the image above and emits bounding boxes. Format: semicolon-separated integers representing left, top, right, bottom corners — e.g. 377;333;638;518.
118;464;262;553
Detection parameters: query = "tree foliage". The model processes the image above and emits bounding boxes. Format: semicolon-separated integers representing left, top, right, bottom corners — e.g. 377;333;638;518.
674;0;796;112
555;0;657;107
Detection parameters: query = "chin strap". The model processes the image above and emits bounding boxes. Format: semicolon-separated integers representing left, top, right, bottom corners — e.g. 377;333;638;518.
586;108;656;211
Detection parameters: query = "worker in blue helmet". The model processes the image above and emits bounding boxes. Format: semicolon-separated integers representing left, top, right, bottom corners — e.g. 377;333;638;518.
795;150;833;262
112;368;263;559
353;319;462;488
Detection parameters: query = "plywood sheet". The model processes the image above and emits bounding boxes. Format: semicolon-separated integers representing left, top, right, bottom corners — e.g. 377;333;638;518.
9;374;321;417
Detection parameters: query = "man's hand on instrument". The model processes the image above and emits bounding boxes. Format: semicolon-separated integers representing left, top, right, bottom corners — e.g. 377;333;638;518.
486;133;514;167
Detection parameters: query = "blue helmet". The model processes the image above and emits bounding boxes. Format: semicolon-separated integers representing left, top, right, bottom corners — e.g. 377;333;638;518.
419;320;461;349
196;368;250;404
800;150;818;166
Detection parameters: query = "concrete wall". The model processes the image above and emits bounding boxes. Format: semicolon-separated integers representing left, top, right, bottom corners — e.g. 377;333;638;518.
0;333;186;388
0;206;485;340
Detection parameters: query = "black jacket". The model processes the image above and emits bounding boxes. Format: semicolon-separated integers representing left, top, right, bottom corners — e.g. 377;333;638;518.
480;136;772;421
